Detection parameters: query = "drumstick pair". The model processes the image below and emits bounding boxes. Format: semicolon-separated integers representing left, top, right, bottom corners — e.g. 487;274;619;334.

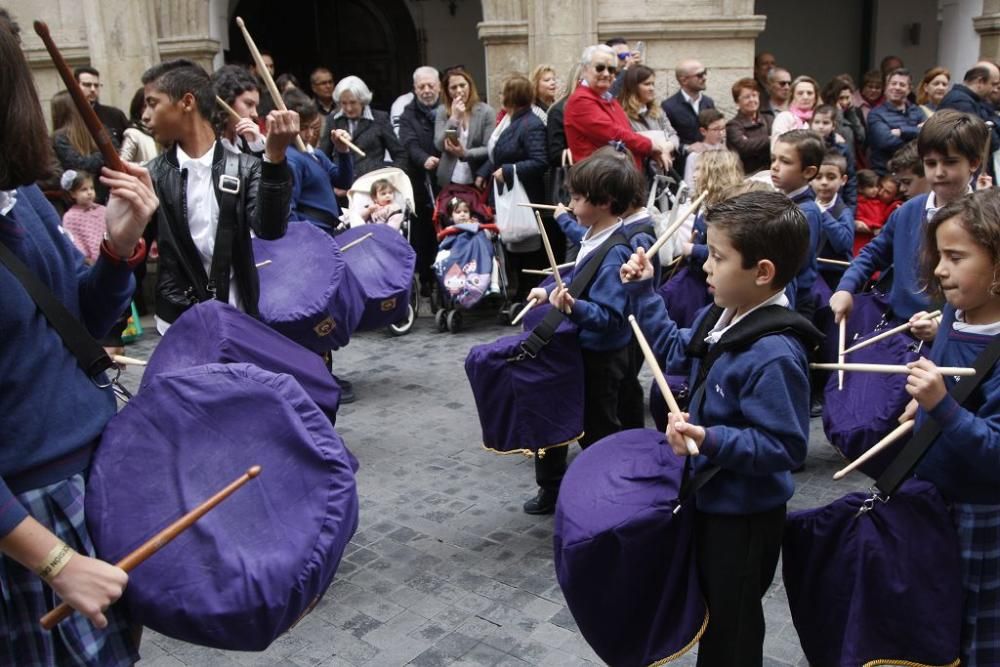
510;214;565;325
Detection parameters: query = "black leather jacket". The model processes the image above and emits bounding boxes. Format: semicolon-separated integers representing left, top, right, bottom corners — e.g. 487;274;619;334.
146;142;291;323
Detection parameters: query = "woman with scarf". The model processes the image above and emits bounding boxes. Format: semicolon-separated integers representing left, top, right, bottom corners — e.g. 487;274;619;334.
770;75;821;150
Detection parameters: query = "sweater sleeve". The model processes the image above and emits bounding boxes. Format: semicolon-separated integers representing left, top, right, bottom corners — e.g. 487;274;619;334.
567;247;630;336
325;151;355;191
554;212;586;244
565;94;653;157
820;208;854;256
836;204;900;293
625;279;694;373
926;388;1000;482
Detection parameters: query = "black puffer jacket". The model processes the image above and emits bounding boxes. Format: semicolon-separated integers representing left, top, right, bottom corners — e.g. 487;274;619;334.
146;142;291;324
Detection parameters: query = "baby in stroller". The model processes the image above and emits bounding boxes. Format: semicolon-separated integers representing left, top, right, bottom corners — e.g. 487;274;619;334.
361;178;405;230
341;167;414;233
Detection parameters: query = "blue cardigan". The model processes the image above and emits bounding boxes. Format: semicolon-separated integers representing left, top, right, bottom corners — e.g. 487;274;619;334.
287;147;354;227
915;306;1000;503
0;186;134;537
787;187;853;306
866;101;926;174
835;193;932;319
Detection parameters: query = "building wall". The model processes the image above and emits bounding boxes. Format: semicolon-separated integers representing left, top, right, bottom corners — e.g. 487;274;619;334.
403;0;487;101
871;0;940;79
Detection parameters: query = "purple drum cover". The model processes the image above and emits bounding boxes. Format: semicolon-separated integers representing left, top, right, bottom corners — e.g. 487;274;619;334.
143;300;341;424
336;224;415;330
253;222;365;353
554;429;706;666
782;479;962;666
818;290;894;363
657;265;711;330
649;375;690;433
464;321;584;453
87;363;359;650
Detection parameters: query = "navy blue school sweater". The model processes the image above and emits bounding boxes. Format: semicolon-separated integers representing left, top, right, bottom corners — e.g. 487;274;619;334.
626;282;811;514
287;146;354;227
915;306;1000;504
835;193;932;319
824;134;857;207
0;186;134;537
788;187;853;306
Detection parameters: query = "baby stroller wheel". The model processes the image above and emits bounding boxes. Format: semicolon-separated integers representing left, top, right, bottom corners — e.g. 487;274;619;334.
388;304;415;336
435;308;448;332
446;309;462;334
503;302;522;325
410;276;421;318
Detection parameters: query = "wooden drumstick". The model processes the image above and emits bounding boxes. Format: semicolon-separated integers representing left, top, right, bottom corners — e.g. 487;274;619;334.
40;466;262;630
111;354;146;367
216;95;242;122
32;22;126;173
510;298;538;326
810;362;976;376
837;318;846;391
647;191;708;257
833;421;914;480
255;259;272;269
522;262;574;276
340;232;373;252
628;315;699;456
818;257;851;267
535;211;565;291
234;17;307;153
842;310;942;355
517;203;560;211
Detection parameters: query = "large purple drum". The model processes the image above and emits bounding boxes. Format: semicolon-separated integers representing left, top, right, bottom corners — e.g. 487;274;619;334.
783;479;962;666
253;222;365;353
87;363;359;650
554;429;706;666
657;265;711;330
336;224;415;330
464;321;583;454
143;300;341;423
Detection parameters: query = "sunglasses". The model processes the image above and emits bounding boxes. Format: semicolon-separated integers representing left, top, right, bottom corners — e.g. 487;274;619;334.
691;70;708;79
775;80;792;87
593;63;618;75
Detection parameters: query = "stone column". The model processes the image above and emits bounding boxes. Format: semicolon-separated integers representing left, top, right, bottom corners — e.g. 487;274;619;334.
975;0;1000;63
154;0;221;73
477;0;529;103
79;0;160;110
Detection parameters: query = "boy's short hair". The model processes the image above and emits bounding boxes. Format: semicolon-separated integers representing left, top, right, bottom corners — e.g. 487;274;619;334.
698;108;725;129
369;178;395;198
821;150;847;176
917;109;989;164
887;140;924;176
813;104;837;119
141;59;215;121
705;191;810;289
568;150;642;216
774;129;825;172
589;145;648;208
211;64;259;106
281;87;317;123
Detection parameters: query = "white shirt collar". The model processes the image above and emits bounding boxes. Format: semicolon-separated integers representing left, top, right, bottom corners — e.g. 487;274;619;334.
0;189;16;216
705;290;790;345
926;186;974;220
176;143;215;171
816;193;838;212
682;89;701;106
953;310;1000;335
785;184;810;200
622;208;649;225
576;220;623;265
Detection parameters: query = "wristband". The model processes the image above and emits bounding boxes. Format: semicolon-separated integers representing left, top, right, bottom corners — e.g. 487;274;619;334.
36;541;74;582
100;237;147;270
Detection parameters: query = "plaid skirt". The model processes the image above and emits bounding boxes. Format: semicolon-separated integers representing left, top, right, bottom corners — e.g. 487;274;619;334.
0;474;137;667
954;502;1000;667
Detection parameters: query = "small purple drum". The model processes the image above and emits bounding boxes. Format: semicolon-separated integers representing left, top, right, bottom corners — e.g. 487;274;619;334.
253;222;365;353
87;363;359;650
464;321;583;454
783;479;962;666
554;428;706;666
143;300;341;423
336;224;415;330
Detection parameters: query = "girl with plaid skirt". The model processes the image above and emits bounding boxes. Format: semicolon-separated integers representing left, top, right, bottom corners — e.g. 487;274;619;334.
910;188;1000;666
0;13;158;666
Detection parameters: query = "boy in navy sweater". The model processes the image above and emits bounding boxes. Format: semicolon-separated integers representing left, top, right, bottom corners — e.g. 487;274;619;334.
810;104;857;206
831;109;988;336
771;130;853;317
813;150;855;287
621;191;821;664
521;150;644;514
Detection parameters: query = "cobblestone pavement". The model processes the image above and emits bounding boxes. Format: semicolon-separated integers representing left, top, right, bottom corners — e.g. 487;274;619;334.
116;303;870;667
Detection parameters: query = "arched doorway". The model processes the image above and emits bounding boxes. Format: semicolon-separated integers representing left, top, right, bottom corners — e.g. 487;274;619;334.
227;0;419;111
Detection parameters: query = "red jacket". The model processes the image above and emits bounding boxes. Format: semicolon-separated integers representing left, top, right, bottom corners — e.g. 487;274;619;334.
564;84;652;168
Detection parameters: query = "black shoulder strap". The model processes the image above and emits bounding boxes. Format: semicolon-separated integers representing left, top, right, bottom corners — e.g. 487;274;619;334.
0;238;113;379
519;230;630;358
876;334;1000;496
208;150;241;304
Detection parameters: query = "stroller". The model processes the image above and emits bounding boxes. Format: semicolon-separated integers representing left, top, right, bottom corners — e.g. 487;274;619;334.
430;184;510;333
338;167;420;335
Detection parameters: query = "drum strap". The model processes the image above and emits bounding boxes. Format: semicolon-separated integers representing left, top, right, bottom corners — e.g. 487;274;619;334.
208;150;241;304
0;238;113;380
876;334;1000;496
519;230;631;358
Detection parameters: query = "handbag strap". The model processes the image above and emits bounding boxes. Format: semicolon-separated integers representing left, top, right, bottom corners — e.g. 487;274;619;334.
0;238;113;379
208;150;241;304
876;334;1000;496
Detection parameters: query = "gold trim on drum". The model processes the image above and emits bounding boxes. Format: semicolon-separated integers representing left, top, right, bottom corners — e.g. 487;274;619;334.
380;298;398;312
314;317;337;337
647;608;709;666
863;658;960;667
480;432;584;459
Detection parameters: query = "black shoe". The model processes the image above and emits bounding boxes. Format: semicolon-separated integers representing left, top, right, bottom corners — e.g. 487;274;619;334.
332;375;356;404
523;489;558;515
809;397;823;418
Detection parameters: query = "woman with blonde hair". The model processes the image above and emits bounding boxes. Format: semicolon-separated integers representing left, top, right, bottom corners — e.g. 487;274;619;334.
770;75;820;149
916;66;950;117
531;64;558;111
50;89;108;201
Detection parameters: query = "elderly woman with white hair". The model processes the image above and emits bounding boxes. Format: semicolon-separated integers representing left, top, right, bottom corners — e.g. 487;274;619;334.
320;75;406;177
564;44;669;170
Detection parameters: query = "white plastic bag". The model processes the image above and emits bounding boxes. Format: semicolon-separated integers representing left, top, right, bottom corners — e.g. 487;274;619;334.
493;166;538;243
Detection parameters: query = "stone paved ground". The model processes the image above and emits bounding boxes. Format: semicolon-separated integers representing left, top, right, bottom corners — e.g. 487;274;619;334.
117;303;871;667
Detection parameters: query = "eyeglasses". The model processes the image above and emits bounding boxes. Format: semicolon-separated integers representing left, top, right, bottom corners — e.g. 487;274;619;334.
313;79;334;87
593;63;618;75
775;80;792;87
691;70;708;79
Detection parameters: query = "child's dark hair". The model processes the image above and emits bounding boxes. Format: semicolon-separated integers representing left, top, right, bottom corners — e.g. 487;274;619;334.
887;141;924;177
857;169;878;190
878;174;897;189
921;188;1000;300
370;178;396;198
774;129;825;172
698;108;724;129
141;59;215;121
567;150;643;216
282;88;317;124
446;197;470;217
705;190;810;289
211;64;259;106
813;104;837;119
589;146;647;208
917;109;989;165
821;150;847;176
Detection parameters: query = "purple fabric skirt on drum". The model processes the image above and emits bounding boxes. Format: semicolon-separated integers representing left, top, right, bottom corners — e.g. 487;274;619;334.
254;222;365;353
464;320;583;454
336;224;415;330
143;300;341;423
554;429;707;666
657;265;711;330
87;363;359;650
783;479;962;666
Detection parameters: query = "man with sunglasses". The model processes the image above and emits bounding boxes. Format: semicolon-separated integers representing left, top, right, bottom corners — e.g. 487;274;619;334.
606;37;640;97
661;59;716;170
763;67;792;118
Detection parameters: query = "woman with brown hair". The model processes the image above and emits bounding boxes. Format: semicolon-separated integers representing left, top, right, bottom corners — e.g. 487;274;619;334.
917;66;951;117
725;76;773;174
434;68;496;189
51;89;108;201
617;65;679;172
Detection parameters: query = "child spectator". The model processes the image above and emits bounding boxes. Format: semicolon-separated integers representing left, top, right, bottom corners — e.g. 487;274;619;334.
683;108;727;189
60;170;105;265
887;140;930;201
855;170;902;255
814;151;855;276
362;178;404;230
810;104;857;206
